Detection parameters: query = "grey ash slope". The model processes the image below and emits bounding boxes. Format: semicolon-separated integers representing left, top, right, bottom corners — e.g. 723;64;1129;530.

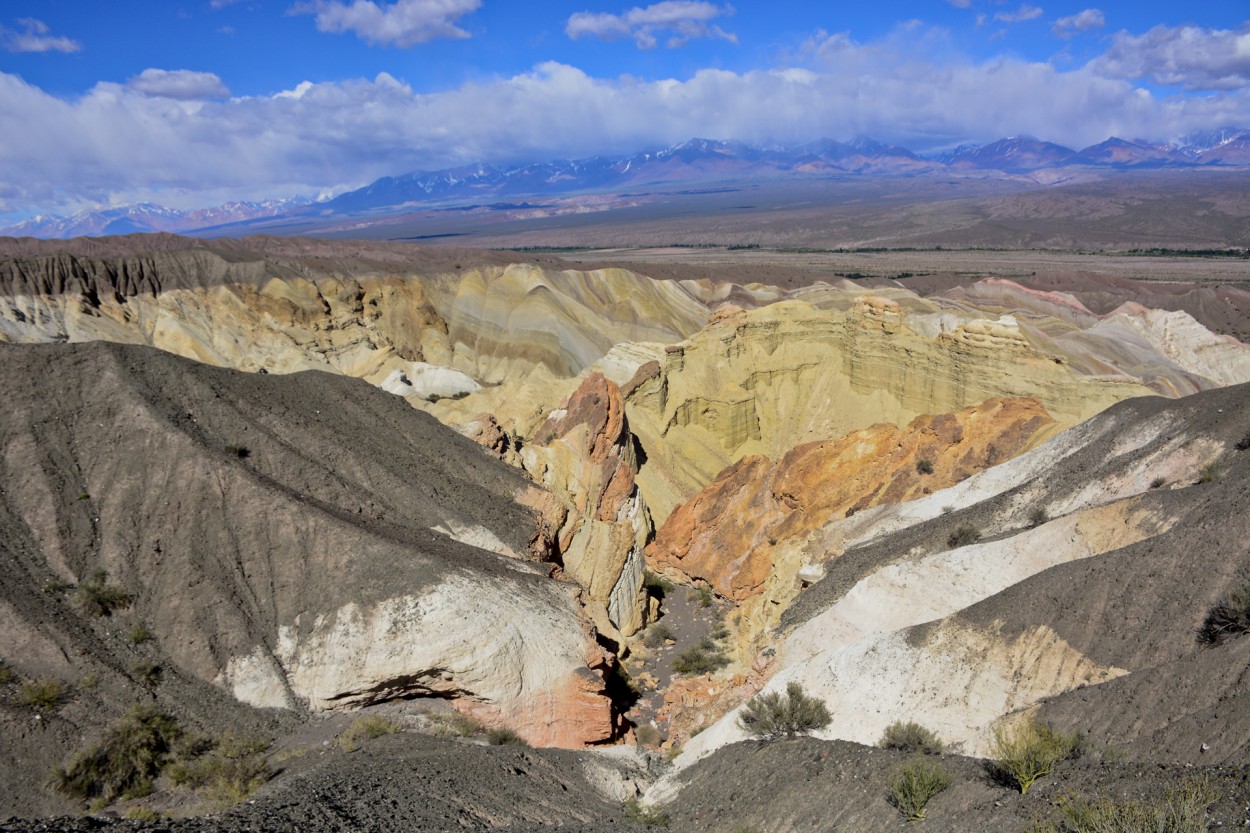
0;341;560;817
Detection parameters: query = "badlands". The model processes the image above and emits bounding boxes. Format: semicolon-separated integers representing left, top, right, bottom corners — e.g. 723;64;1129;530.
0;234;1249;830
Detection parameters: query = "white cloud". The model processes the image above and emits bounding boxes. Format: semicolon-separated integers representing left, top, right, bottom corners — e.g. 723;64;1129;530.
291;0;480;47
210;0;244;7
994;4;1043;24
566;1;736;49
2;18;81;53
1;26;1248;216
945;0;972;8
128;69;230;100
1094;23;1250;91
1053;8;1104;38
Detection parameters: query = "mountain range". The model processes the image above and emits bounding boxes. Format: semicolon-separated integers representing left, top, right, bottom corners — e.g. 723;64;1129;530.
5;129;1248;240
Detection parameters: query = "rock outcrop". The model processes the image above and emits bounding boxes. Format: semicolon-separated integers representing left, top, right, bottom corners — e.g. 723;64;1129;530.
518;373;652;636
624;300;1156;522
647;397;1057;649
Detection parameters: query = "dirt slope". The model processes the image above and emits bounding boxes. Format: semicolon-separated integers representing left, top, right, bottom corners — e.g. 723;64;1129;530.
0;341;617;816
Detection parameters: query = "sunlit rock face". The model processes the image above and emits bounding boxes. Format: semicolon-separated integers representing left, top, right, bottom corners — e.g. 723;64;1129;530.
647;397;1058;650
622;299;1155;523
519;372;652;637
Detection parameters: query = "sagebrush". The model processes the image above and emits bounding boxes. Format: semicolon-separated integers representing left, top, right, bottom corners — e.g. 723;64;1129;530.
52;705;183;802
879;720;944;755
738;682;831;740
1029;779;1218;833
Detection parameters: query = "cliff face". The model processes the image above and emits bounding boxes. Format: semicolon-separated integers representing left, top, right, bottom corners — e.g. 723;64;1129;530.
647;397;1057;649
624;299;1155;523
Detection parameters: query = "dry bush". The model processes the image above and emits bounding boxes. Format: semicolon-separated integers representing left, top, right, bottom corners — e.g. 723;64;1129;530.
338;715;398;751
52;705;182;802
486;727;528;746
947;524;981;548
879;720;944;755
1199;582;1250;645
672;639;729;675
990;717;1081;795
1029;779;1218;833
738;682;831;740
19;678;68;710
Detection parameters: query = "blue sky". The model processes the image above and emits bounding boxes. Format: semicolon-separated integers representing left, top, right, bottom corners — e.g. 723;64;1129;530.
1;1;1248;218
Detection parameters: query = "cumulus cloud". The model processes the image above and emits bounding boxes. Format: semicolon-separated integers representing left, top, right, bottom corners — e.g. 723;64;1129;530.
1052;8;1104;37
1094;23;1250;91
2;28;1248;215
291;0;480;47
566;1;736;49
128;69;230;100
2;18;82;53
994;4;1043;24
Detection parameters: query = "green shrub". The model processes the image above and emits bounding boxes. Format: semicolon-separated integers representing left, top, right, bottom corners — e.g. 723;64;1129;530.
738;682;831;740
672;639;730;675
44;578;73;594
52;705;182;802
1029;779;1218;833
1028;507;1049;528
486;727;528;746
888;756;952;821
168;742;271;806
1198;462;1222;483
879;721;944;755
74;570;133;618
0;661;13;685
339;715;398;751
1198;583;1250;645
947;524;981;548
129;623;154;645
916;458;934;475
624;797;669;827
644;622;677;648
990;717;1080;794
19;678;67;710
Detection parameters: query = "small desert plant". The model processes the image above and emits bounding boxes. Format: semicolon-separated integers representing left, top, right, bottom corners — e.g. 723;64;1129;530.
131;661;162;688
888;756;951;821
688;585;714;608
947;524;981;548
0;661;13;685
1198;462;1222;483
1149;477;1167;489
634;724;662;746
916;458;934;475
643;570;674;599
879;721;944;755
44;578;73;594
426;710;482;738
672;639;730;675
338;715;398;751
19;678;68;710
644;622;677;648
1029;779;1218;833
122;806;160;821
1236;429;1250;451
129;623;154;645
990;717;1080;794
1028;507;1049;528
624;797;669;827
1198;582;1250;645
167;732;272;806
52;705;183;802
74;570;133;618
224;444;250;459
738;682;831;740
1100;745;1127;764
486;727;529;746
